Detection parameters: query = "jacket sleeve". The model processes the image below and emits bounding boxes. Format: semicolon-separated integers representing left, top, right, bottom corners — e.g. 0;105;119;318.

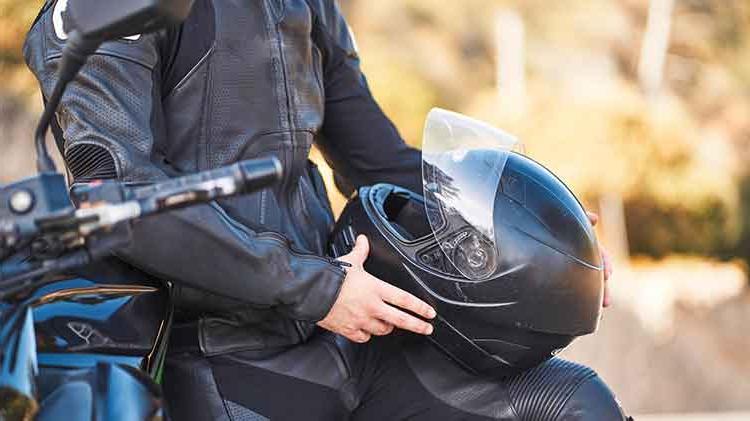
311;1;423;195
22;2;345;322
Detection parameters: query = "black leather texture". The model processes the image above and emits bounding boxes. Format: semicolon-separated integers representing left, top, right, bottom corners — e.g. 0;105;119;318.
23;0;422;355
507;358;629;420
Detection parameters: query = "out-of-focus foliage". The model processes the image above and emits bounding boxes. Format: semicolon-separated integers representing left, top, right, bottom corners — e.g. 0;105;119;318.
1;0;750;265
344;0;750;263
0;0;45;100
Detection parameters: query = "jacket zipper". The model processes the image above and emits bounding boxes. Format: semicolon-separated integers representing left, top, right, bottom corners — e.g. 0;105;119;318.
260;231;347;274
260;189;267;225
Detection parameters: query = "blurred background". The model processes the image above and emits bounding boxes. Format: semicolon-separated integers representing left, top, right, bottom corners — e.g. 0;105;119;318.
0;0;748;418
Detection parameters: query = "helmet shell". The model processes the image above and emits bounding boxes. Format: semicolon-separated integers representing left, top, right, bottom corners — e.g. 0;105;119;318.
329;152;603;377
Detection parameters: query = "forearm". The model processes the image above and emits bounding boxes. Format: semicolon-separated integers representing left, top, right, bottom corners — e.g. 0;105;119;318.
118;202;345;321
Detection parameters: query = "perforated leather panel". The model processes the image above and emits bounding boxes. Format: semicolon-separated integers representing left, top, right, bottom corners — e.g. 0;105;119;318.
65;143;117;182
224;400;270;421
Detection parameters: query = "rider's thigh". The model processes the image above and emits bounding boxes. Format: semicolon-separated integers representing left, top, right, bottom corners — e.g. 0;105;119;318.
351;336;630;421
207;331;356;421
350;334;513;421
504;358;630;421
547;371;631;420
163;353;233;421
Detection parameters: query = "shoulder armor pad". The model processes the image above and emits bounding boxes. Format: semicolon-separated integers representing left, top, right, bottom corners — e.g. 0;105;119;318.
25;0;159;73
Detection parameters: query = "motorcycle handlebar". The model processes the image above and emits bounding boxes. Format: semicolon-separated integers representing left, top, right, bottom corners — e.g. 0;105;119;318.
75;157;283;234
2;157;282;248
0;158;282;288
130;157;283;216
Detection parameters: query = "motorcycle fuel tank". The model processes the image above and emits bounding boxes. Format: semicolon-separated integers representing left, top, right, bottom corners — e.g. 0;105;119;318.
29;257;172;377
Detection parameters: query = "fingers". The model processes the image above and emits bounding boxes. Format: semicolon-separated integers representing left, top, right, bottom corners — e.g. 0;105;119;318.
317;259;436;342
601;246;613;308
376;303;434;336
601;247;613;280
363;319;394;336
586;211;613;308
343;235;370;267
586;211;599;226
603;283;611;308
348;330;372;343
378;281;436;320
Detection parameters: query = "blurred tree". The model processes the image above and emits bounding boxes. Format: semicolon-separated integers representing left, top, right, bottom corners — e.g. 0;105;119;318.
0;0;45;99
345;0;750;265
638;0;675;97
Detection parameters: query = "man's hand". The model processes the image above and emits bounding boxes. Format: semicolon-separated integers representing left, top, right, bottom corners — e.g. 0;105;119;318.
317;235;437;343
587;212;614;308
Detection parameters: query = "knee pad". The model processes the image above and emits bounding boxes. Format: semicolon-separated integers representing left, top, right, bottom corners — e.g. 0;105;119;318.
507;358;630;421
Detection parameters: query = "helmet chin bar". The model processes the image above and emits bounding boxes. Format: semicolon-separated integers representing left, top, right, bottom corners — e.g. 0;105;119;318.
428;315;514;376
428;311;574;379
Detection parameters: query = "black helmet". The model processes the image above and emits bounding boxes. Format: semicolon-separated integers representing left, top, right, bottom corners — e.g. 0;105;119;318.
329;109;604;377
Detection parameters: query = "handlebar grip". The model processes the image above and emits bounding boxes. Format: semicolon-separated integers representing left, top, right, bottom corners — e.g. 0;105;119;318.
236;157;283;194
132;157;283;215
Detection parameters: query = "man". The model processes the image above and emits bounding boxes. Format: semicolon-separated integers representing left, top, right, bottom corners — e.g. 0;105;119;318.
24;0;624;419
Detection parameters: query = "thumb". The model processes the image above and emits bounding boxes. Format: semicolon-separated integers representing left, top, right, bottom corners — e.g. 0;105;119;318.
586;211;599;226
344;235;370;266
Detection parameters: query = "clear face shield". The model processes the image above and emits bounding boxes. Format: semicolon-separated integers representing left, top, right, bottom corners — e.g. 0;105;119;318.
421;107;601;286
421;108;524;281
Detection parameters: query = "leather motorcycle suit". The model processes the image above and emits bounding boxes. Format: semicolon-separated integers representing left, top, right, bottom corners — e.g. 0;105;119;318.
24;2;631;420
24;0;422;354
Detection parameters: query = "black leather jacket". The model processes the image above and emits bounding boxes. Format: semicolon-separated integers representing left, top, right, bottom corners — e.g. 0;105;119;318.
24;0;422;355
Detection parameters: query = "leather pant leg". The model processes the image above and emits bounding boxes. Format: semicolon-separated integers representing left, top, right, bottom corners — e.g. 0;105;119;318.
163;330;361;421
163;352;235;421
163;330;630;421
351;334;631;421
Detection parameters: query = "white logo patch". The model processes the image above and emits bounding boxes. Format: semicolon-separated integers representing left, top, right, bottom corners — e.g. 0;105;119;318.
52;0;70;40
52;0;141;42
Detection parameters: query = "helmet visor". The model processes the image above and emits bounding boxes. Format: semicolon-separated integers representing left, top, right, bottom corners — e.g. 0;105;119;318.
421;108;522;281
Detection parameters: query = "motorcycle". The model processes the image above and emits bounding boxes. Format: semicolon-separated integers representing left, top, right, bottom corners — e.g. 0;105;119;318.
0;0;283;419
